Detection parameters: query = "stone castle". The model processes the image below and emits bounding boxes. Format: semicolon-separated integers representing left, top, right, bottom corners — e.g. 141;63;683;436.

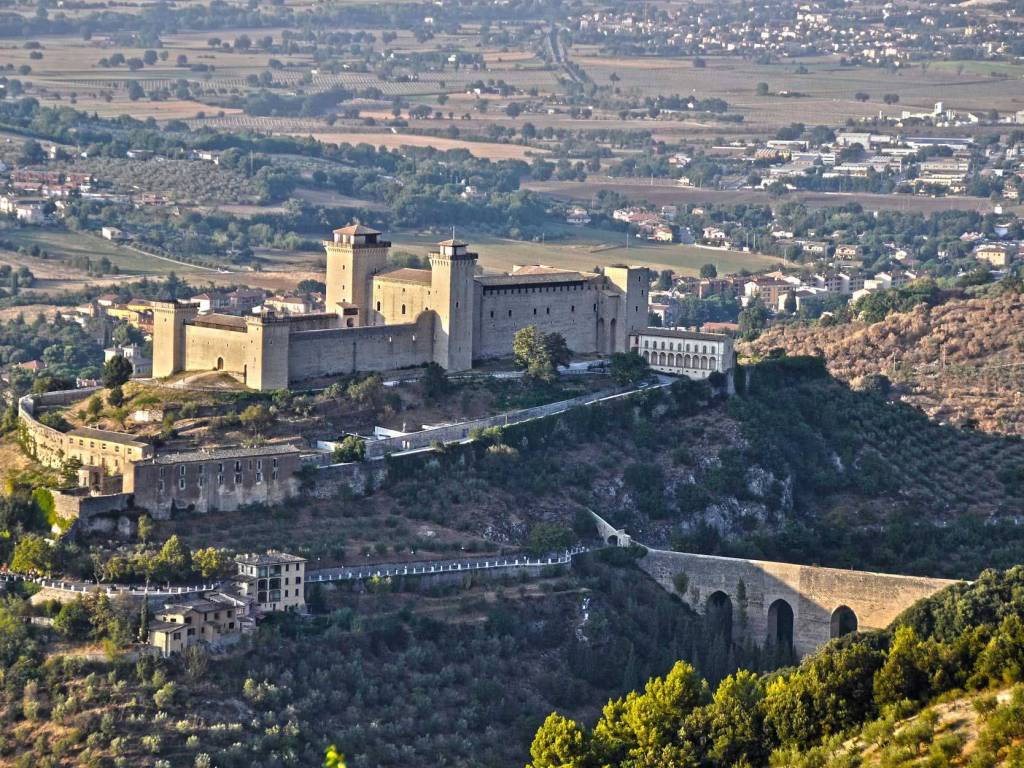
153;224;651;390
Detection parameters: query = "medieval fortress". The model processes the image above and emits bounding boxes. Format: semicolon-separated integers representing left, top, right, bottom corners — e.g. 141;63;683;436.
153;225;653;390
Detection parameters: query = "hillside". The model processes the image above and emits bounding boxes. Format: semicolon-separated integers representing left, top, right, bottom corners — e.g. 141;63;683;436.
526;566;1024;768
0;555;787;768
743;288;1024;435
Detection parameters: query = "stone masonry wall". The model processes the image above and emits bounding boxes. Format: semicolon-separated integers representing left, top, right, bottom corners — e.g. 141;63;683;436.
640;548;958;657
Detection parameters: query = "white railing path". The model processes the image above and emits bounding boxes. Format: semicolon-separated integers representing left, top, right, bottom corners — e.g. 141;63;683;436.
0;547;591;596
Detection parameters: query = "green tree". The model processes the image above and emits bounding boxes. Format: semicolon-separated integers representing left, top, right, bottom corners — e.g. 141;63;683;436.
154;535;191;581
699;263;718;279
655;269;674;290
0;598;31;666
239;403;273;435
421;362;449;401
528;713;592;768
592;661;707;764
86;394;103;420
738;301;769;340
107;384;125;407
514;325;556;381
527;523;575;555
137;514;154;544
608;352;650;387
102;355;134;388
332;434;366;463
192;547;232;579
53;599;93;640
10;533;55;575
873;626;933;705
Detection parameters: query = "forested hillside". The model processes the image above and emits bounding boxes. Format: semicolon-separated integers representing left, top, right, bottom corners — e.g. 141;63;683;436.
527;566;1024;768
744;286;1024;435
407;356;1024;577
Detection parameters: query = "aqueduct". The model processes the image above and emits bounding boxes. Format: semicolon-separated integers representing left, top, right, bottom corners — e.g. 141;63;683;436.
639;547;959;657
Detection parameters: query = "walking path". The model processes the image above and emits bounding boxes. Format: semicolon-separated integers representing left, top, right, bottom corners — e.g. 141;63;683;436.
0;547;591;597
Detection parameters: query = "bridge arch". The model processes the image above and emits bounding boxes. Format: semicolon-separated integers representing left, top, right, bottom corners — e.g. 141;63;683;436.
766;598;794;649
830;605;859;638
705;591;733;646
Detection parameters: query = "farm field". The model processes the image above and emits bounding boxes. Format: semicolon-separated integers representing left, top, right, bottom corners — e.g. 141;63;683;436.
0;228;221;292
388;226;789;276
524;178;1013;215
296;131;546;161
574;51;1024;131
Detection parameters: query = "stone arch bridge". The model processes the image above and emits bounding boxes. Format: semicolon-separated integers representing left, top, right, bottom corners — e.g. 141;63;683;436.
639;547;959;657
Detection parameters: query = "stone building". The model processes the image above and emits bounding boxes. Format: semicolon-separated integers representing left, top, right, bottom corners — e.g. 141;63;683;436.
19;392;154;474
153;225;650;390
630;328;735;379
233;551;306;613
125;445;302;518
147;593;246;656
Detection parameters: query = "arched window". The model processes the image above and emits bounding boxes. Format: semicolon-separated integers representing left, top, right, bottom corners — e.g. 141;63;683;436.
401;304;406;315
376;301;381;312
709;356;716;370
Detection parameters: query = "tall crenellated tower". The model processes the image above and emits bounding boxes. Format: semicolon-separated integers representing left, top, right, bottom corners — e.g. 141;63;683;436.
429;239;477;371
603;265;650;353
324;224;390;324
152;301;199;379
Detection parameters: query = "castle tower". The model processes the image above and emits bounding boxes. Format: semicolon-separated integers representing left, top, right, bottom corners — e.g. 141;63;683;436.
244;315;291;391
429;239;477;371
152;301;199;379
324;224;390;325
603;266;650;354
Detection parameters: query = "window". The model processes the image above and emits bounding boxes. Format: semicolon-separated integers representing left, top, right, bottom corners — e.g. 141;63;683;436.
546;307;550;315
234;472;242;485
489;310;494;318
179;465;186;476
235;461;241;472
256;472;263;484
178;478;186;490
217;473;224;487
508;309;512;318
376;301;381;311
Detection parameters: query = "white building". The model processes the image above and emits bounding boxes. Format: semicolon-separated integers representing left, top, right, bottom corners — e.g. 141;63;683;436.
630;328;735;380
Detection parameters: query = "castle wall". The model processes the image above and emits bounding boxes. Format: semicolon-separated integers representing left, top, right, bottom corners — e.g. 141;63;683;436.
371;279;432;327
474;282;601;359
286;312;435;381
182;324;250;376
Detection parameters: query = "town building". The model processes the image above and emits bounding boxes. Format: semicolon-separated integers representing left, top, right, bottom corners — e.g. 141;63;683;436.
153;225;649;391
125;445;303;518
148;594;245;656
975;242;1016;267
630;328;735;380
233;551;307;613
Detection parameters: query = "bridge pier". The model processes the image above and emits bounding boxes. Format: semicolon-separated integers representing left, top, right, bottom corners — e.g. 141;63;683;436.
640;548;958;658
